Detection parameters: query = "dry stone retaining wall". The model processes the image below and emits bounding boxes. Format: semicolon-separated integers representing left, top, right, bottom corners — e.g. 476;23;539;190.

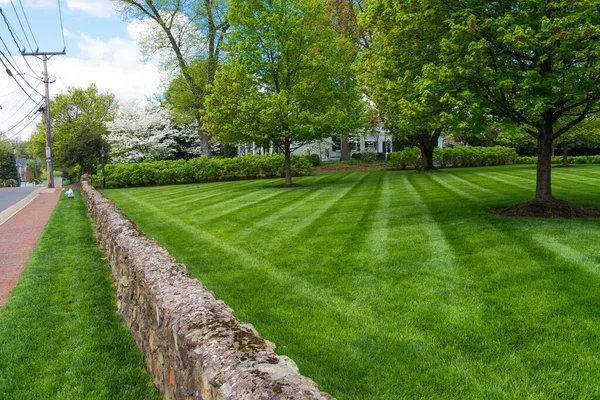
80;176;333;400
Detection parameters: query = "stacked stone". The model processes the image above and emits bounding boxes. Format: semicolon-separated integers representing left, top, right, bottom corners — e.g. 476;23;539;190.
80;176;334;400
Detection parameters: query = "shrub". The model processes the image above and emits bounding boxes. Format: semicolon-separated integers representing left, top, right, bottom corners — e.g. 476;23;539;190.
351;153;362;161
307;153;321;166
391;146;517;169
388;147;420;170
92;154;314;188
589;156;600;164
362;149;377;164
516;155;594;165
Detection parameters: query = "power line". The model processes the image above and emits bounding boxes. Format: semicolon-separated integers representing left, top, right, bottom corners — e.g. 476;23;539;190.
17;0;38;50
57;0;66;52
0;78;42;124
0;32;41;77
0;87;21;99
0;54;42;104
0;49;44;97
2;100;42;137
0;8;24;53
0;9;40;76
9;0;33;52
2;108;42;141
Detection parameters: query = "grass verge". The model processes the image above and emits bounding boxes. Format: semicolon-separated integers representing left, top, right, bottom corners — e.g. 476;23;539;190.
104;165;600;399
0;191;160;399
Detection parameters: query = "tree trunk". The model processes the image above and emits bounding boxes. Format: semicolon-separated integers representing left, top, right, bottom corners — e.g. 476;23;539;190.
535;125;554;201
197;117;212;160
562;141;568;167
340;134;351;161
284;137;292;186
418;130;439;171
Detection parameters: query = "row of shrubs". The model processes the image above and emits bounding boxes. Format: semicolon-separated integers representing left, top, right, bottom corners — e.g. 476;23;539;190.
92;154;314;188
388;146;519;169
516;155;600;165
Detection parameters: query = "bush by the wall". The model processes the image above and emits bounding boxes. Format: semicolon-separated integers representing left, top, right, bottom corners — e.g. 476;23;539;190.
388;146;516;169
93;154;314;188
433;146;517;168
516;155;600;165
388;147;421;170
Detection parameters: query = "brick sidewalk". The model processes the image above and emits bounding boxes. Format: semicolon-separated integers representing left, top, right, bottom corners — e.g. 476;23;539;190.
0;189;61;309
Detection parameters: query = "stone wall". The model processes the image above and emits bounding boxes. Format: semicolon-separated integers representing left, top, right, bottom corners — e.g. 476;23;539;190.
80;176;334;400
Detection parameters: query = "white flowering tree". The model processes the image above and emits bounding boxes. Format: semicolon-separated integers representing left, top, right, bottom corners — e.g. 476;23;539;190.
106;101;200;163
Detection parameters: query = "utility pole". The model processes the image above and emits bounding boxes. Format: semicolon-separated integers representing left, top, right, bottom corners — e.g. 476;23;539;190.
22;51;65;188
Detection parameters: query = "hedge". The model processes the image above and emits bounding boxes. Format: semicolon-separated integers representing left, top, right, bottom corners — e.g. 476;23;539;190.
516;155;600;165
388;146;518;170
92;154;314;188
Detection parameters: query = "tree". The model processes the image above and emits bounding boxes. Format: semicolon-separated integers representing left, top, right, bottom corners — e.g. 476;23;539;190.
358;0;481;170
30;84;116;173
434;0;600;202
116;0;229;159
329;0;372;161
204;0;364;186
0;137;17;184
555;114;600;166
106;101;200;163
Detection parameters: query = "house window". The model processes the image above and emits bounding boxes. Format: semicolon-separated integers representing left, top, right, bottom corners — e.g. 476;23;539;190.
349;137;359;151
365;141;376;150
331;135;341;152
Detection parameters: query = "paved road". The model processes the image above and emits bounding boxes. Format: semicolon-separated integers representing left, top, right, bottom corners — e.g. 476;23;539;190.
0;187;40;213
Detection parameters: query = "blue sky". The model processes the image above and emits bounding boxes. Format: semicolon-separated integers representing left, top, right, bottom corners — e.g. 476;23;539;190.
0;0;162;141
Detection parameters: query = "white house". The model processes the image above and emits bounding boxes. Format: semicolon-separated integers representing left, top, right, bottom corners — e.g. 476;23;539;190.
237;129;394;161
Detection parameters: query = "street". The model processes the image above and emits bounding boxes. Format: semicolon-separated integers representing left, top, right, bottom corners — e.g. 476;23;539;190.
0;186;40;213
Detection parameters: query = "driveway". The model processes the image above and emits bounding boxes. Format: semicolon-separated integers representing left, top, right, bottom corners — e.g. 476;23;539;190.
0;187;41;213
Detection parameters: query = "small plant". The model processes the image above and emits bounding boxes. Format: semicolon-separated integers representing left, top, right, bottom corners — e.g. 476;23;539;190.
307;153;321;166
362;148;377;164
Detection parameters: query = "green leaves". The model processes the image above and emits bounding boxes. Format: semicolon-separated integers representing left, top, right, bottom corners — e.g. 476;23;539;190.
204;0;365;151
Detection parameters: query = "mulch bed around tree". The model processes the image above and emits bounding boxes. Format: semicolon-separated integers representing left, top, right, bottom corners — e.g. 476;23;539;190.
489;199;600;219
273;183;304;188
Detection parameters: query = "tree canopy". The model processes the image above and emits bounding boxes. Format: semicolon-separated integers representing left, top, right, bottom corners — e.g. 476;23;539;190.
106;101;200;163
204;0;365;185
30;84;116;174
116;0;229;159
435;0;600;201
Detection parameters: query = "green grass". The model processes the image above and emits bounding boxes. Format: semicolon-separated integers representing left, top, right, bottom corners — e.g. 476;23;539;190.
0;192;160;399
103;164;600;399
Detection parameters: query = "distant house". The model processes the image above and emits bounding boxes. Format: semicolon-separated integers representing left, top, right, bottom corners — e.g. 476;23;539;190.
293;130;393;161
16;158;26;184
237;128;394;161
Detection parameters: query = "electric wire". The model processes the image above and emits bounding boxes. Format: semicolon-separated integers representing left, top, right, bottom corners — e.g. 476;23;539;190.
1;106;42;140
57;0;66;51
2;99;42;137
0;8;24;52
0;87;20;99
0;55;41;104
0;33;44;97
17;0;38;50
0;9;41;76
9;0;33;52
0;48;43;97
0;78;42;124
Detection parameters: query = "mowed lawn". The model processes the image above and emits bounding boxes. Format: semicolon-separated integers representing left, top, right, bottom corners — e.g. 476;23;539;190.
0;193;160;399
104;165;600;399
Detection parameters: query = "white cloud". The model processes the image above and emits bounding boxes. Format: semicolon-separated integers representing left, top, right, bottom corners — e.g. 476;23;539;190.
0;0;116;17
66;0;116;18
0;22;161;141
